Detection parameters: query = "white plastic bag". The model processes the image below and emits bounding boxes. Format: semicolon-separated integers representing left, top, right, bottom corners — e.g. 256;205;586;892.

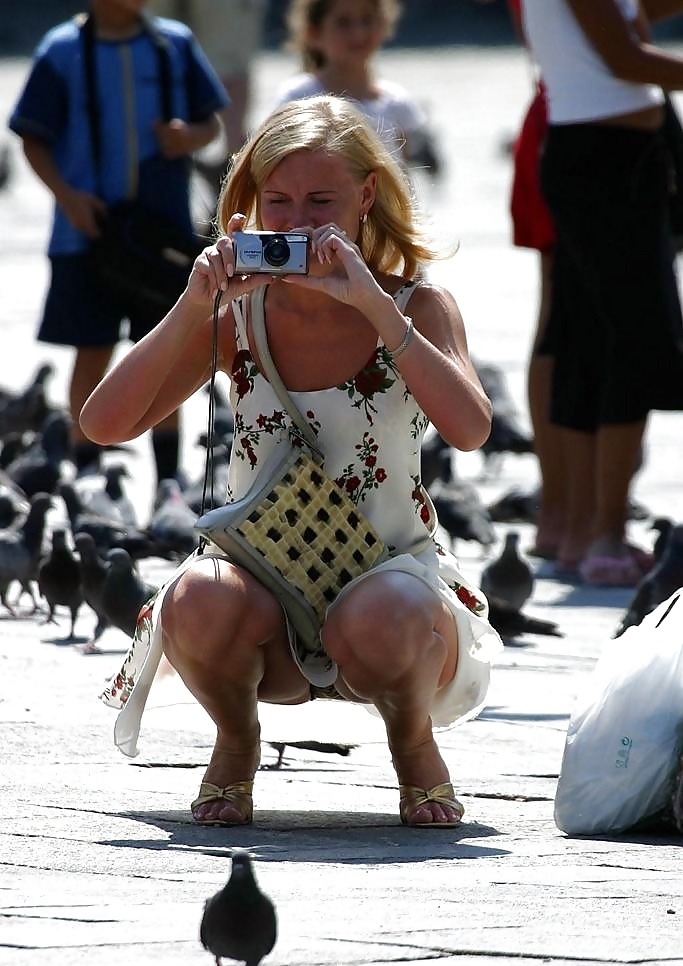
554;589;683;835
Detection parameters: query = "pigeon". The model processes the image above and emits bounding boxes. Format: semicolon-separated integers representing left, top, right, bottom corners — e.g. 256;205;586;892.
487;593;563;640
651;516;674;564
37;527;83;640
147;478;199;558
4;408;73;497
614;523;683;638
487;485;539;525
200;851;277;966
428;450;495;553
263;740;358;769
480;530;535;612
0;363;55;442
419;429;451;492
58;480;132;553
0;140;10;190
474;360;534;476
0;492;53;616
104;463;139;528
74;532;111;644
101;548;158;638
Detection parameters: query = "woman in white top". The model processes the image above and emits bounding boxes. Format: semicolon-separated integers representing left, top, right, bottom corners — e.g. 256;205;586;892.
275;0;441;174
521;0;683;586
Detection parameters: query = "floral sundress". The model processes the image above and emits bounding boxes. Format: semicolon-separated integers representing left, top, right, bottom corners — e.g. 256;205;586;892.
101;283;503;757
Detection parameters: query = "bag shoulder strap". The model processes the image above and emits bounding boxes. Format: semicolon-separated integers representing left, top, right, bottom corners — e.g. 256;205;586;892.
80;12;174;193
249;286;320;452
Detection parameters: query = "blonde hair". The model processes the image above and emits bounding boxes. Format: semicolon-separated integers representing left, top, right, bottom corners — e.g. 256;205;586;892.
285;0;402;72
217;95;442;280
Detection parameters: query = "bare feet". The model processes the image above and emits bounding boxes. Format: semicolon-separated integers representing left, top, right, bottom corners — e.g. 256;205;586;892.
191;733;261;825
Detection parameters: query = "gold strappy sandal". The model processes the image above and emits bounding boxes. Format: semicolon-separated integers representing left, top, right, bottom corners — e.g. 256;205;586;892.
191;780;254;826
399;781;464;828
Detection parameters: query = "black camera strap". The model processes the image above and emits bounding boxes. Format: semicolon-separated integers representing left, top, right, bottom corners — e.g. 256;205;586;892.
79;11;174;196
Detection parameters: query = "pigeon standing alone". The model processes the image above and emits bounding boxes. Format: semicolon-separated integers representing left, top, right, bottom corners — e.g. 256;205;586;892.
480;530;535;612
200;851;277;966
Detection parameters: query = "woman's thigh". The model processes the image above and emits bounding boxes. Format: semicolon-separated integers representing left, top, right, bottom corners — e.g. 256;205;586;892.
161;554;311;703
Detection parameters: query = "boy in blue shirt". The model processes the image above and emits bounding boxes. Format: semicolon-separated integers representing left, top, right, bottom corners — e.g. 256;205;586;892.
8;0;229;483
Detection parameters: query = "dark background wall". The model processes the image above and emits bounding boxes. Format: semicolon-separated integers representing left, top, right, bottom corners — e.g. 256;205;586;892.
0;0;519;56
3;0;682;57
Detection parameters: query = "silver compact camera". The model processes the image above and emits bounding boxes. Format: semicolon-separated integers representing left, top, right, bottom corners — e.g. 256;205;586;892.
233;230;309;275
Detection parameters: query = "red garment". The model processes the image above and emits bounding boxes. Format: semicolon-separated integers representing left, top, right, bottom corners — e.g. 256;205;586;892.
510;82;556;253
507;0;522;16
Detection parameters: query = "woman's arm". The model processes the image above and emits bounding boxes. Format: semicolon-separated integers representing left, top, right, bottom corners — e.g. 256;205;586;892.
567;0;683;87
79;292;225;444
365;283;493;452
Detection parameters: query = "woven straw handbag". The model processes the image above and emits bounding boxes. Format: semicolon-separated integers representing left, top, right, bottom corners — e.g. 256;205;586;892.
195;290;411;688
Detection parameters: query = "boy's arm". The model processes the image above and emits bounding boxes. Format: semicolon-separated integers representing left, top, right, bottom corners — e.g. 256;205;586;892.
21;135;106;237
152;113;222;160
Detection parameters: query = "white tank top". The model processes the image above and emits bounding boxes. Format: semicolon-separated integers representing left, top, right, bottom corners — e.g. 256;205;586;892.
522;0;664;124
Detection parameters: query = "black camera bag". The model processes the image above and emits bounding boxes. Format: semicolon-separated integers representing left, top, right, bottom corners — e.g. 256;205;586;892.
81;13;207;317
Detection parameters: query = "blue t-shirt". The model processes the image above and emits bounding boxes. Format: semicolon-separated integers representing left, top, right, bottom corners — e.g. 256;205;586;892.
8;15;229;255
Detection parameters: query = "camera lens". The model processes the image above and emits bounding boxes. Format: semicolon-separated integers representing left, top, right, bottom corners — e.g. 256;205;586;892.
262;235;290;267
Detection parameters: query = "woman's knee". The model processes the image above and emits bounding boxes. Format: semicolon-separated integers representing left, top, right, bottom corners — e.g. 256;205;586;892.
160;560;282;662
323;574;438;671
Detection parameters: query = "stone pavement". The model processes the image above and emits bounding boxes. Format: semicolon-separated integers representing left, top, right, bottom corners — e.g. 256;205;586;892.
2;45;683;966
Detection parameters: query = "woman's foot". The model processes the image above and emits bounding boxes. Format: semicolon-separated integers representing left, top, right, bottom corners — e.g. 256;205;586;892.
391;733;462;827
191;736;261;826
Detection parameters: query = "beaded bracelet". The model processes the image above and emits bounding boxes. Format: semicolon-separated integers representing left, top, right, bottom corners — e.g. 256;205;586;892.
386;316;414;360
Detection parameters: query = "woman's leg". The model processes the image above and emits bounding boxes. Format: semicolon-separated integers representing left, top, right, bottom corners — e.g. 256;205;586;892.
323;571;462;825
528;251;569;557
160;556;310;823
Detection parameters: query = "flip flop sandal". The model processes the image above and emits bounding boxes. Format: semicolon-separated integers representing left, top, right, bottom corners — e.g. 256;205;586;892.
399;782;464;827
191;780;254;826
578;554;642;587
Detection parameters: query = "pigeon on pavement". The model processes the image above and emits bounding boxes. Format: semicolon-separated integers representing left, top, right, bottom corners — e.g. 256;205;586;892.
200;851;277;966
37;526;83;640
0;492;53;616
264;740;358;770
651;516;674;564
104;463;139;528
487;594;563;640
147;478;199;558
474;359;535;476
614;523;683;638
5;408;72;497
101;548;158;638
74;532;111;646
428;450;495;553
480;530;535;612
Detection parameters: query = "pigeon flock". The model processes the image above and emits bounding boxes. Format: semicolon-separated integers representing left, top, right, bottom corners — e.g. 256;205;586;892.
0;357;676;652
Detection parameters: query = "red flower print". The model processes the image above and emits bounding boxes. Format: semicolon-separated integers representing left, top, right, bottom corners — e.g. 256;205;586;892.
355;365;389;397
456;585;480;612
375;468;387;482
365;455;377;467
345;475;361;493
420;504;431;523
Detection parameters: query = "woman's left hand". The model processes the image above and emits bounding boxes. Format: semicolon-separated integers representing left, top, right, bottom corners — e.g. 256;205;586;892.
282;223;380;308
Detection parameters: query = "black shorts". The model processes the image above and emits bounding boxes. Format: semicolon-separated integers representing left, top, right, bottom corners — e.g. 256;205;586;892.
38;252;159;348
538;122;683;432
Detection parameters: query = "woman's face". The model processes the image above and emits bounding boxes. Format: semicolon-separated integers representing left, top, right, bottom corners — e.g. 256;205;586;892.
259;149;375;242
310;0;387;67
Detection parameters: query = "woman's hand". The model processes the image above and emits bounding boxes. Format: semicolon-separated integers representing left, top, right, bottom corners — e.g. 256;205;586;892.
282;222;382;310
184;213;269;307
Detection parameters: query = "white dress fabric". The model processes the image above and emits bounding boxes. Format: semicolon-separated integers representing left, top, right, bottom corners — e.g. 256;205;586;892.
101;282;503;757
273;73;428;161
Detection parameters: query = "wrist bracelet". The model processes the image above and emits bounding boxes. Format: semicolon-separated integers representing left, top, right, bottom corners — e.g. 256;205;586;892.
387;316;414;360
